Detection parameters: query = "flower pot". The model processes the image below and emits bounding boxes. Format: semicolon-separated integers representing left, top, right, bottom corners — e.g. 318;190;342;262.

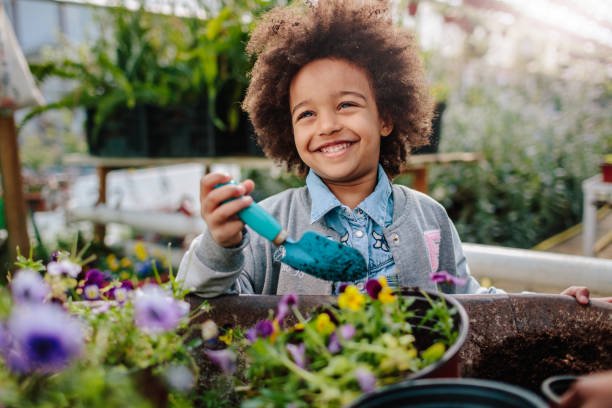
541;375;577;407
347;378;547;408
192;289;469;381
601;163;612;182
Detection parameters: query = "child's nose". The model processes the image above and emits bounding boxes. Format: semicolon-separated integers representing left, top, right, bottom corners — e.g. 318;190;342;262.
318;111;341;136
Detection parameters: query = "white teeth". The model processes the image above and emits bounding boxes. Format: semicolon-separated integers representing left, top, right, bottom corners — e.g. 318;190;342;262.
320;143;350;153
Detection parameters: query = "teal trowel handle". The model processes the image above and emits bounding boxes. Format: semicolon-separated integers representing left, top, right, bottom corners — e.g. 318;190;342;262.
216;181;283;243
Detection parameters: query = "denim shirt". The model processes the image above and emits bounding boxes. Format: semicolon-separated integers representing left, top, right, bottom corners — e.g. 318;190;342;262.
306;165;399;292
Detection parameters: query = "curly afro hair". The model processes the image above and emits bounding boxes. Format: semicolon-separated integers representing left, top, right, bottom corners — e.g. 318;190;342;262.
243;0;435;178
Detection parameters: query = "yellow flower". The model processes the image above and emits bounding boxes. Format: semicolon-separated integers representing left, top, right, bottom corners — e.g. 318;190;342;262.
219;329;233;345
106;254;119;271
378;286;395;304
134;241;148;261
120;271;131;280
338;286;365;311
120;257;132;268
315;313;336;335
269;320;281;344
293;322;305;331
379;276;389;287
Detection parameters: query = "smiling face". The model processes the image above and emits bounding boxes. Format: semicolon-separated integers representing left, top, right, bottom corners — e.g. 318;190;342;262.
289;58;392;186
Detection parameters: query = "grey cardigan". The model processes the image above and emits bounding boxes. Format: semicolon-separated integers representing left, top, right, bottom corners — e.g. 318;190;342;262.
177;184;488;297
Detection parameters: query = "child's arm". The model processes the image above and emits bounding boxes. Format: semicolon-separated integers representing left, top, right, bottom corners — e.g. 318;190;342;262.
176;172;258;297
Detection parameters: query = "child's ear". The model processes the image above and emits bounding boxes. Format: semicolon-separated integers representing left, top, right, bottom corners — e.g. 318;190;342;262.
380;121;393;137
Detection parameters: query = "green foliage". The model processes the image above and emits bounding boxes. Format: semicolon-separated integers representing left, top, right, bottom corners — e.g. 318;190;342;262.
410;67;612;248
23;0;278;139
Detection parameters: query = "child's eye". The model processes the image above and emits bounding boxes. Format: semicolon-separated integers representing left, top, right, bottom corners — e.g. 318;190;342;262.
339;102;357;109
297;111;314;120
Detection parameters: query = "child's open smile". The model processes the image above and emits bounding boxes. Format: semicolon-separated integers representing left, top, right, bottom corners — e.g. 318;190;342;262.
289;58;392;193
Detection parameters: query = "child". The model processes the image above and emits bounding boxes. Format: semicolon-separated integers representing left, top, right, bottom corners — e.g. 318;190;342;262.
177;0;591;303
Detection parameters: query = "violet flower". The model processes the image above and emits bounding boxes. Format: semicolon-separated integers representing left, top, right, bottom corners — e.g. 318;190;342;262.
327;332;342;354
276;293;297;323
110;280;133;303
47;260;81;278
430;271;467;286
337;282;349;294
7;304;84;373
287;343;307;369
84;284;100;300
83;269;106;288
355;368;376;393
10;269;50;304
365;279;383;299
339;324;356;340
205;349;237;374
133;285;189;334
245;320;275;343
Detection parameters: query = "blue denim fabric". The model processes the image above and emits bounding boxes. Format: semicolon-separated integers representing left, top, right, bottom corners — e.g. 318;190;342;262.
306;165;398;292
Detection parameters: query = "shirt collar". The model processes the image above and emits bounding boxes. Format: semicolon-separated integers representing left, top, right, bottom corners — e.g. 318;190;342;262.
306;170;343;224
359;164;393;227
305;164;393;226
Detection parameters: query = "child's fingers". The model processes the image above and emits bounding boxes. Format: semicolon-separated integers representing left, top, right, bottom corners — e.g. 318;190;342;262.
201;177;246;217
241;179;255;196
200;172;233;198
210;195;253;225
561;286;590;305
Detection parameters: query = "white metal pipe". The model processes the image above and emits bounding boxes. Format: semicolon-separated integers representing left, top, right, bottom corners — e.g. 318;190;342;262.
67;206;205;236
463;243;612;292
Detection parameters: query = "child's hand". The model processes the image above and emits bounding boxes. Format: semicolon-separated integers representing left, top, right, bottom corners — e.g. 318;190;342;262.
200;172;255;248
561;286;590;304
560;371;612;408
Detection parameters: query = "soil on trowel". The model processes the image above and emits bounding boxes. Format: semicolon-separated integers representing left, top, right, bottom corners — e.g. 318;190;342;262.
470;328;612;394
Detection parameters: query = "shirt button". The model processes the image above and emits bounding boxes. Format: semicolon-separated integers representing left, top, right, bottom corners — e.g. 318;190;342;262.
355;230;364;238
391;233;400;244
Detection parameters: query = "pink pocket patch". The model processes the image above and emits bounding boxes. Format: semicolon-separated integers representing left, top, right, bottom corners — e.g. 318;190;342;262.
424;229;441;273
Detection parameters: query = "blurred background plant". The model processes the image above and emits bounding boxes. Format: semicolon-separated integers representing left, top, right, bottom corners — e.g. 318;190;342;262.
23;0;276;157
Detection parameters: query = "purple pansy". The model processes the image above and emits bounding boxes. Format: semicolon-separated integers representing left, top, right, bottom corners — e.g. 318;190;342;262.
83;269;106;288
430;271;466;286
338;282;349;294
245;320;275;343
47;260;81;278
328;332;341;354
133;285;190;334
84;284;100;300
287;343;307;369
7;304;84;373
339;324;356;340
355;368;377;393
10;269;50;304
206;349;237;374
276;293;297;323
110;280;133;303
365;279;383;299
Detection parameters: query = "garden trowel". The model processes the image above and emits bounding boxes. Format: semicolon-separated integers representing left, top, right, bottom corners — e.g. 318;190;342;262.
217;181;368;282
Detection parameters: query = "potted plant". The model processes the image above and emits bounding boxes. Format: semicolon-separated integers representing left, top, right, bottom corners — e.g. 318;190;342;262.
24;0;275;158
204;277;468;407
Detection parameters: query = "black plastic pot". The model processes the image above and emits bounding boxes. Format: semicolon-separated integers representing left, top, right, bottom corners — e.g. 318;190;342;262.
347;378;547;408
541;375;577;406
398;289;469;379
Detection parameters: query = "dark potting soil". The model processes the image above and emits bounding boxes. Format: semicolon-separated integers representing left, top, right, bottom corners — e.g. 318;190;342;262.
469;328;612;394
